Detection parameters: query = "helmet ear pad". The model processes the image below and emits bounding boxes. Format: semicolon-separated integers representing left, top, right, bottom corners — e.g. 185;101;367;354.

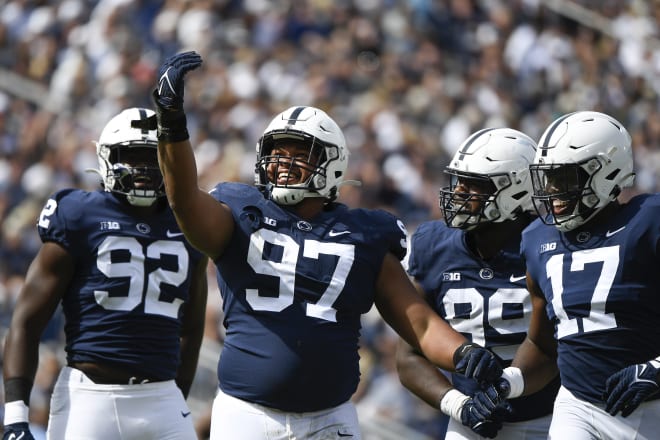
255;106;348;205
96;108;164;207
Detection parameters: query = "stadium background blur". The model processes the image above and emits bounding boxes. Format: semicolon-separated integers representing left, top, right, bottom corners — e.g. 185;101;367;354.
1;1;659;439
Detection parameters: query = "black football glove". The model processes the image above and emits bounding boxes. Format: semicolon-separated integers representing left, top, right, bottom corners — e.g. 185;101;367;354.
153;51;202;142
461;381;513;438
3;422;35;440
454;342;503;384
155;51;202;111
604;360;660;417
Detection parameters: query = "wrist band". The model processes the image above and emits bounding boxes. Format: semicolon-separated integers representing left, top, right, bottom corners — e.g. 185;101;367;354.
4;400;29;424
501;367;524;398
440;389;470;422
152;90;189;142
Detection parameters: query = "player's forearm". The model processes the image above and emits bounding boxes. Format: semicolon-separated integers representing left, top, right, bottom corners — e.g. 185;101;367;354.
508;337;558;396
418;316;468;371
3;329;39;404
176;336;202;399
158;140;200;212
396;339;454;409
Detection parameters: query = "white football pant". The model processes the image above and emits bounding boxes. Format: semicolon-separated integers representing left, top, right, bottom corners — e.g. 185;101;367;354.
549;385;660;440
47;366;196;439
210;387;361;439
445;412;552;439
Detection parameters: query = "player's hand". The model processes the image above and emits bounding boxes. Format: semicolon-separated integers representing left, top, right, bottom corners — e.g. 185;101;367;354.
604;360;660;417
3;422;35;440
155;51;202;111
459;392;507;439
453;342;503;384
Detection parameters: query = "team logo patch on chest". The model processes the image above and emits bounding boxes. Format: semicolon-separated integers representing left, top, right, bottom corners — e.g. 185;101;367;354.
136;223;151;234
479;268;494;279
296;220;312;231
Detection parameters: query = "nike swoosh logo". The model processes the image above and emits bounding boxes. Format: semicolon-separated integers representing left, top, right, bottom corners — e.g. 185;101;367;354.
166;230;185;238
329;230;351;237
9;433;24;440
509;275;526;283
337;431;353;437
605;226;625;238
158;67;176;96
181;411;191;418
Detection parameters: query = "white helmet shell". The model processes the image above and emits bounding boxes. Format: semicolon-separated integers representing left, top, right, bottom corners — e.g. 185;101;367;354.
96;107;164;207
531;111;634;231
255;106;349;205
440;128;537;229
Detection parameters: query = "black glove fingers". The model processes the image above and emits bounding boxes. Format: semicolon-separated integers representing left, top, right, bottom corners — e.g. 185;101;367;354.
620;390;647;418
604;381;626;414
471;398;494;417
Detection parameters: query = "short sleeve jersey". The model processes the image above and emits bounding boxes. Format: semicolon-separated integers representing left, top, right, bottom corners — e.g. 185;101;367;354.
408;220;559;421
38;189;204;380
209;182;407;412
521;193;660;403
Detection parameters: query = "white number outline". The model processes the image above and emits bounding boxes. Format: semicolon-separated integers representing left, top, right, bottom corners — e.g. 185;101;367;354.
95;236;188;318
38;199;58;228
443;287;531;360
246;229;355;322
545;246;619;339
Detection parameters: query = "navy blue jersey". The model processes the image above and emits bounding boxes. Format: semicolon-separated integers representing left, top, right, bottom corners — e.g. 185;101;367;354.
521;193;660;404
408;220;558;422
38;189;204;380
209;182;407;412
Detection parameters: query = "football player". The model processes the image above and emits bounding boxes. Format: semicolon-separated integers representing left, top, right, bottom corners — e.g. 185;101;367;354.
152;51;504;439
397;128;560;439
489;111;660;439
2;108;208;440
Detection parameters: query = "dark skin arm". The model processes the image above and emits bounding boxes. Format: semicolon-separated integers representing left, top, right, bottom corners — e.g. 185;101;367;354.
157;138;234;261
510;273;559;396
175;255;208;398
396;280;455;408
397;339;455;408
3;242;74;403
375;253;467;371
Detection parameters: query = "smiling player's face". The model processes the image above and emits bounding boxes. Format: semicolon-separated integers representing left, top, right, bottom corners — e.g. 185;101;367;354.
266;142;319;186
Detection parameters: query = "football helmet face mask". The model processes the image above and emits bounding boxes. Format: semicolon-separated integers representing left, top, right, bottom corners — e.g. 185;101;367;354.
96;107;164;207
530;111;635;231
255;106;349;205
440;128;537;230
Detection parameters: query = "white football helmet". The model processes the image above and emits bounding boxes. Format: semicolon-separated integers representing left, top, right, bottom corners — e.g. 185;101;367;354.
440;128;537;230
95;107;164;207
530;111;635;231
255;106;349;205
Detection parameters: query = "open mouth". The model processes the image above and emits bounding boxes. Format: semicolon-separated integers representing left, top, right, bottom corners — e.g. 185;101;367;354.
276;171;301;185
132;176;152;187
552;198;574;216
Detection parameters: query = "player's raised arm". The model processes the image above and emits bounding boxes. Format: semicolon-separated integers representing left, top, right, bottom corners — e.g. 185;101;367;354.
153;51;233;260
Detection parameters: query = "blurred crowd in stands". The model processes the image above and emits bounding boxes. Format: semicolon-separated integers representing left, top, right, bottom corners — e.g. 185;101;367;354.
1;0;660;438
